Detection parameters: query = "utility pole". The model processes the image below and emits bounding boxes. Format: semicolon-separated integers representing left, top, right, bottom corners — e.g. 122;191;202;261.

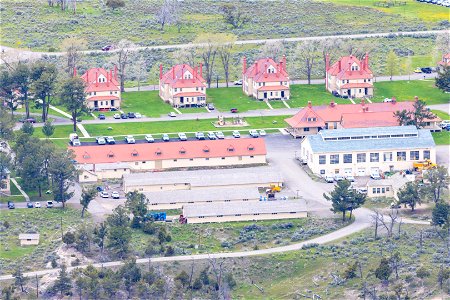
35;274;39;298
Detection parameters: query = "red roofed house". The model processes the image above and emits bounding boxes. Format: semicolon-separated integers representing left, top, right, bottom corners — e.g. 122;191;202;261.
80;67;121;110
437;53;450;72
159;64;207;108
326;54;373;99
71;138;267;182
242;56;290;101
285;99;441;138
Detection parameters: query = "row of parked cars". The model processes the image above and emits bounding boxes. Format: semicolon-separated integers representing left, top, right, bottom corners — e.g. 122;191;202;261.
94;129;267;145
7;201;54;209
324;173;381;183
414;67;435;74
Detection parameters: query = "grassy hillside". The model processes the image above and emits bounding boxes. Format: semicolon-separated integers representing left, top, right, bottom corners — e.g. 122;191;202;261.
0;0;445;50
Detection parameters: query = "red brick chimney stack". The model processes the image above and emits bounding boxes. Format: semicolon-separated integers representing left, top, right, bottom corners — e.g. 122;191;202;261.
73;67;77;77
325;54;330;71
243;57;247;74
307;101;312;108
95;71;98;87
159;64;163;80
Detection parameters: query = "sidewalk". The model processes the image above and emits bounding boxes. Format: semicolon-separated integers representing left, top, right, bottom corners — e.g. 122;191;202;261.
10;178;30;202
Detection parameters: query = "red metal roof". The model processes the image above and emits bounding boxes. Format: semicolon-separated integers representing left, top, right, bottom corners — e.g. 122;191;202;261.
285;100;441;128
160;64;206;88
327;55;373;80
81;68;120;92
87;95;120;101
244;58;289;83
340;111;399;128
257;85;289;91
340;83;373;89
70;138;266;164
173;92;205;97
285;105;326;128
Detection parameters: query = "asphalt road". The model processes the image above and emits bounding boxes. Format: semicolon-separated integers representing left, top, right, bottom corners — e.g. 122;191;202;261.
1;29;448;63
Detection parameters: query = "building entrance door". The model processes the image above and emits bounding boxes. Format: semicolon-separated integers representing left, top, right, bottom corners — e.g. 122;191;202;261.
263;92;267;99
281;91;285;98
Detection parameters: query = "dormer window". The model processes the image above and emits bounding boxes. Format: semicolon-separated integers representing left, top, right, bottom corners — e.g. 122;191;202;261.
83;152;90;159
227;146;235;152
107;151;115;158
131;150;139;157
155;148;162;156
248;145;254;151
307;117;317;122
203;146;210;153
179;147;186;154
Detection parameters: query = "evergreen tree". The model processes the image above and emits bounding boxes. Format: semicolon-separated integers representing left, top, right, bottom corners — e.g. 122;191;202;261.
375;258;392;283
397;182;421;211
432;201;450;228
80;187;97;218
436;65;450;92
107;205;131;258
41;121;55;139
13;266;27;292
20;122;34;135
323;180;366;221
59;77;86;132
54;264;72;296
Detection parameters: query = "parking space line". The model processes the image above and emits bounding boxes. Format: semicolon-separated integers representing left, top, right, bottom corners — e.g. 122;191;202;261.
173;107;182;114
265;101;274;110
282;100;291;109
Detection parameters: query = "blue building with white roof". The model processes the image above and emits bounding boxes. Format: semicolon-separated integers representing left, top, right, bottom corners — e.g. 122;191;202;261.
300;126;436;177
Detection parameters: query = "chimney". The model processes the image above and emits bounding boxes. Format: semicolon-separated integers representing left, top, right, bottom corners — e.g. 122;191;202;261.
307;101;312;108
364;52;369;70
276;63;280;78
264;63;268;78
73;67;77;77
348;62;352;73
86;70;89;83
159;64;163;80
243;56;247;74
325;54;330;71
338;59;341;72
107;71;110;87
181;64;185;81
255;61;258;75
330;100;335;107
95;71;98;87
199;63;203;78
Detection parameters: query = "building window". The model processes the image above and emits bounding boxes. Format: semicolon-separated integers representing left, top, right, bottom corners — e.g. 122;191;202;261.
397;151;406;161
370;153;379;162
250;156;254;158
423;150;430;159
189;158;194;161
304;127;310;132
205;158;209;160
410;151;419;161
173;159;177;162
319;155;326;165
343;154;352;163
357;153;366;163
383;152;393;162
221;157;225;160
330;154;339;164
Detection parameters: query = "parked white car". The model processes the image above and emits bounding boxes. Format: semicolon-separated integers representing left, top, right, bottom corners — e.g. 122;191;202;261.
195;132;205;140
324;175;334;183
178;132;188;141
259;129;267;136
111;191;120;199
383;98;393;103
207;132;217;140
168;112;177;117
145;134;154;143
162;134;170;142
46;201;54;208
345;175;355;182
234;79;243;85
215;131;225;139
370;173;381;180
250;130;260;138
232;130;241;138
113;113;121;119
125;135;135;144
334;174;345;181
34;202;41;208
100;191;109;198
72;139;81;146
96;137;106;145
135;112;142;118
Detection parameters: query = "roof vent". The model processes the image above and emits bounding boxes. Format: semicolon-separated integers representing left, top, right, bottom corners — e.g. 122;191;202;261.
131;150;139;157
203;146;210;153
107;151;115;158
179;147;186;154
83;152;90;159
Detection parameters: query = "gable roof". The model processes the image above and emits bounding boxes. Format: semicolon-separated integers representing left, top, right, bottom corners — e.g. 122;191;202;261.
285;100;440;128
285;103;326;128
160;64;206;88
244;57;289;82
70;138;266;164
438;53;450;66
327;55;373;80
81;68;120;92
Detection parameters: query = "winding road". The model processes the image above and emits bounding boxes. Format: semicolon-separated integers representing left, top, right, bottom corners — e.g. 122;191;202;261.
1;29;448;63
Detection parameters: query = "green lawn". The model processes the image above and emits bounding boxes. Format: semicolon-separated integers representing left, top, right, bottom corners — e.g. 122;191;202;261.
207;87;269;112
432;131;450;145
120;91;175;117
82;115;288;137
319;0;450;22
432;110;450;121
289;84;349;107
32;124;79;138
372;80;449;105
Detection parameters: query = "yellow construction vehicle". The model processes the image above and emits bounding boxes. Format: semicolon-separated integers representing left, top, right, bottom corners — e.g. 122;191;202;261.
265;185;281;194
413;159;437;171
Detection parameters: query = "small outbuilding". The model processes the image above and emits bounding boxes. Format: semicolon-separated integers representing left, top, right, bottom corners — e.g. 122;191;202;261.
19;233;40;246
182;200;307;224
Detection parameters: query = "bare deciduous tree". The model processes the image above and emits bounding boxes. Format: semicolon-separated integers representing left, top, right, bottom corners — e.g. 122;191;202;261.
259;41;285;62
295;41;321;84
218;34;237;88
60;37;87;77
156;0;180;31
195;34;219;88
114;39;136;92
